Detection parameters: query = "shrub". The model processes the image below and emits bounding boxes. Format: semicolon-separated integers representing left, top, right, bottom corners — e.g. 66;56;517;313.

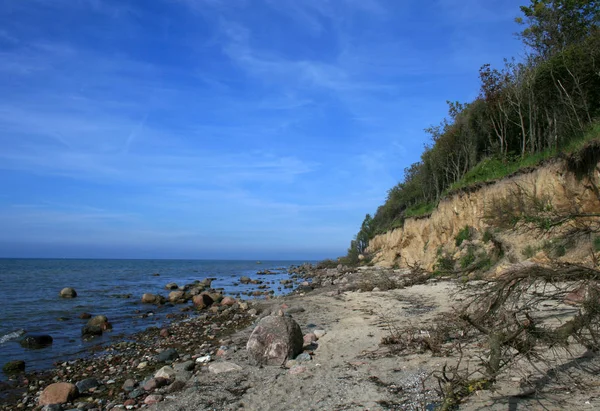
455;226;472;247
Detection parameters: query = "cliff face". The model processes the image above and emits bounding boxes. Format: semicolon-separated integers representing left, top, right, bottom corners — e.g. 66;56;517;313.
366;157;600;270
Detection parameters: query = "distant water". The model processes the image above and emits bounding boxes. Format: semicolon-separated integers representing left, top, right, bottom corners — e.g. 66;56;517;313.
0;259;310;377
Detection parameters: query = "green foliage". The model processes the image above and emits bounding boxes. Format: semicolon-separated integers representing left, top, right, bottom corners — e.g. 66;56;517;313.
455;226;472;247
404;202;437;219
594;236;600;252
435;254;456;273
316;259;339;269
460;246;476;269
482;229;493;243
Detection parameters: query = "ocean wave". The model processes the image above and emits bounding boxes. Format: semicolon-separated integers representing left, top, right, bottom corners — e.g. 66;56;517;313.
0;329;25;344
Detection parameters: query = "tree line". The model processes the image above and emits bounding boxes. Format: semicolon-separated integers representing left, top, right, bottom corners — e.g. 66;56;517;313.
346;0;600;264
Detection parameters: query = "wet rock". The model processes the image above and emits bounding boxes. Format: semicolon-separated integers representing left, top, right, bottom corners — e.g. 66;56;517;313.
239;276;251;284
20;334;53;349
2;360;25;374
59;287;77;298
79;312;92;319
168;290;185;303
165;282;179;290
208;362;242;374
141;293;165;304
38;382;78;406
246;315;303;366
81;325;103;338
192;294;214;309
155;348;178;363
86;315;112;331
75;378;101;394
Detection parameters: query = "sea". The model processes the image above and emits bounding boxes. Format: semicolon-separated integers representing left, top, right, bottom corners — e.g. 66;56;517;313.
0;258;311;379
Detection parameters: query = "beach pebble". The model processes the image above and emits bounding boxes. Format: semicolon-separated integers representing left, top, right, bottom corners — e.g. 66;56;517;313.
143;377;169;391
208;362;242;374
38;382;78;406
289;365;308;375
75;378;101;393
59;287;77;298
144;394;164;405
155;348;178;363
303;333;317;344
122;379;136;392
313;329;326;339
154;366;176;380
296;352;312;362
195;355;211;364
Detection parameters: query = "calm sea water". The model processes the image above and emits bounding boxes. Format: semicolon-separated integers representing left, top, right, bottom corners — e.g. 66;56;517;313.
0;259;310;378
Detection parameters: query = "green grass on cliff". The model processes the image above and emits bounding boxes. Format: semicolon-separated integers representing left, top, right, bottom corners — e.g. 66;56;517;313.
403;122;600;220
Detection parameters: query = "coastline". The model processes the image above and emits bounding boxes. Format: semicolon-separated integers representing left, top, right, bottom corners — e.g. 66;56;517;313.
4;264;600;410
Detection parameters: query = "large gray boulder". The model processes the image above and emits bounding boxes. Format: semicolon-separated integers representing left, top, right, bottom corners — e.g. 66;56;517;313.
246;314;303;366
59;287;77;298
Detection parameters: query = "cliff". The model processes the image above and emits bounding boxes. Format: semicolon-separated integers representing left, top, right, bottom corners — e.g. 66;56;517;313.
366;147;600;272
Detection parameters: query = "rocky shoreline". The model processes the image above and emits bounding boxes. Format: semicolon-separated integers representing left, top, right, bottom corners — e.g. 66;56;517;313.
0;263;330;410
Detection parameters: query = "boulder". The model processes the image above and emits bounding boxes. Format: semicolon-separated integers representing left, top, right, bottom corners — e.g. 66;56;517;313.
303;333;317;344
168;290;185;303
165;282;178;290
59;287;77;298
246;314;303;366
240;276;252;284
81;325;103;338
141;293;165;304
86;315;112;331
2;360;25;374
192;294;214;309
38;382;78;406
79;312;92;319
20;335;53;349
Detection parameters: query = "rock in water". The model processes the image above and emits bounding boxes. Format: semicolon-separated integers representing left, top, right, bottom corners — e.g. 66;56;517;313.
246;315;303;366
141;293;165;304
168;290;185;303
2;360;25;374
59;287;77;298
19;335;53;349
192;293;214;309
38;382;78;406
87;315;112;330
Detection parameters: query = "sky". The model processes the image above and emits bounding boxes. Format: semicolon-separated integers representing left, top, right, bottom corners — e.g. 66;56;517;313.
0;0;527;260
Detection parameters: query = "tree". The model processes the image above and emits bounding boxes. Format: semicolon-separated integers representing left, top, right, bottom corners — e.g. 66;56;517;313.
516;0;600;58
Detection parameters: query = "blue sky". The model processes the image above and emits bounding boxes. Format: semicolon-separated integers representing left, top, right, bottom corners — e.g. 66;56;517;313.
0;0;526;260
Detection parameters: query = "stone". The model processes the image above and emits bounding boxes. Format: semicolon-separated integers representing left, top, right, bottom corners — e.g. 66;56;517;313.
313;329;326;339
20;335;53;349
86;315;112;330
2;360;25;374
208;362;242;374
195;355;211;364
59;287;77;298
143;378;169;391
155;348;178;362
246;315;303;366
122;379;136;392
38;382;78;406
128;388;145;399
565;286;588;305
221;296;236;306
240;276;252;284
303;333;317;344
79;313;92;319
159;328;170;338
42;405;62;411
141;293;165;304
166;380;186;393
286;307;305;314
144;394;163;405
289;365;308;375
165;283;179;290
81;325;103;338
168;290;185;303
192;294;214;309
296;352;311;362
75;378;101;393
154;366;176;380
173;361;194;372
